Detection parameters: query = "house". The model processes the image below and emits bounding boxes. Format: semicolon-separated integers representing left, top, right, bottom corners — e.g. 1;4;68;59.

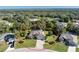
54;18;61;21
59;33;76;46
28;30;45;40
29;16;40;21
0;20;13;26
56;22;67;28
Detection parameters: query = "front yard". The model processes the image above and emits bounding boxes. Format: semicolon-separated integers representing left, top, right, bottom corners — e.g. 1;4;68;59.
0;41;8;52
1;31;78;52
76;48;79;52
15;39;36;49
44;35;68;52
0;39;36;52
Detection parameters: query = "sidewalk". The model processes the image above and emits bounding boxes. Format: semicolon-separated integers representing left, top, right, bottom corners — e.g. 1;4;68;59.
5;47;15;52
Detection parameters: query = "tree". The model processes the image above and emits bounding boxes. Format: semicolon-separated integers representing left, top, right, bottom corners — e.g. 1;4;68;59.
30;17;46;30
12;14;25;23
66;22;74;32
59;15;70;22
0;23;10;33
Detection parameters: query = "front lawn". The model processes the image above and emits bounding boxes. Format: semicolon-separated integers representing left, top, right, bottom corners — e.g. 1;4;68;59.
76;48;79;52
0;41;8;52
0;39;36;52
44;42;68;52
44;35;68;52
46;35;57;42
15;39;36;49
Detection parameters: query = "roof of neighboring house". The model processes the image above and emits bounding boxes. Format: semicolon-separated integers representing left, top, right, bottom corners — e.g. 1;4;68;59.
29;18;40;21
29;16;40;21
57;22;67;27
60;33;73;40
29;30;45;36
0;20;13;26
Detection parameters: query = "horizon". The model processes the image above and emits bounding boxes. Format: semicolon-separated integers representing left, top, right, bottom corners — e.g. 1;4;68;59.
0;6;79;9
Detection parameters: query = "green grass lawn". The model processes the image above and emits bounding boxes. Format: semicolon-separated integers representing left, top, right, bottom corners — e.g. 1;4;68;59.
44;42;68;52
15;39;36;49
44;35;68;52
76;48;79;52
46;35;57;42
0;42;8;52
0;39;36;52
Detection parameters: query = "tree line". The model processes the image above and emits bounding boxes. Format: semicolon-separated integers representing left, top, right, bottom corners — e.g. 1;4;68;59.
0;10;79;38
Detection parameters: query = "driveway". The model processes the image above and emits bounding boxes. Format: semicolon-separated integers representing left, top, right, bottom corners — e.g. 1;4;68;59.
35;40;45;49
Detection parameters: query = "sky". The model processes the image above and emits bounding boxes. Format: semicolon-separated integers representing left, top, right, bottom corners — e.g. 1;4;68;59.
0;6;79;9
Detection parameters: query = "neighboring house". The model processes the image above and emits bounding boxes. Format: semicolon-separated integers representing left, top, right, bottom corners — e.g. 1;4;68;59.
57;22;67;28
73;20;79;23
28;30;45;40
29;16;40;21
46;18;53;21
59;33;76;46
72;20;79;27
54;18;61;21
0;20;13;26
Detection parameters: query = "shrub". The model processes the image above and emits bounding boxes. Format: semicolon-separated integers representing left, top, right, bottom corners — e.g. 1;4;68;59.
18;40;24;44
47;31;53;36
48;41;55;45
45;40;48;43
20;31;26;37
